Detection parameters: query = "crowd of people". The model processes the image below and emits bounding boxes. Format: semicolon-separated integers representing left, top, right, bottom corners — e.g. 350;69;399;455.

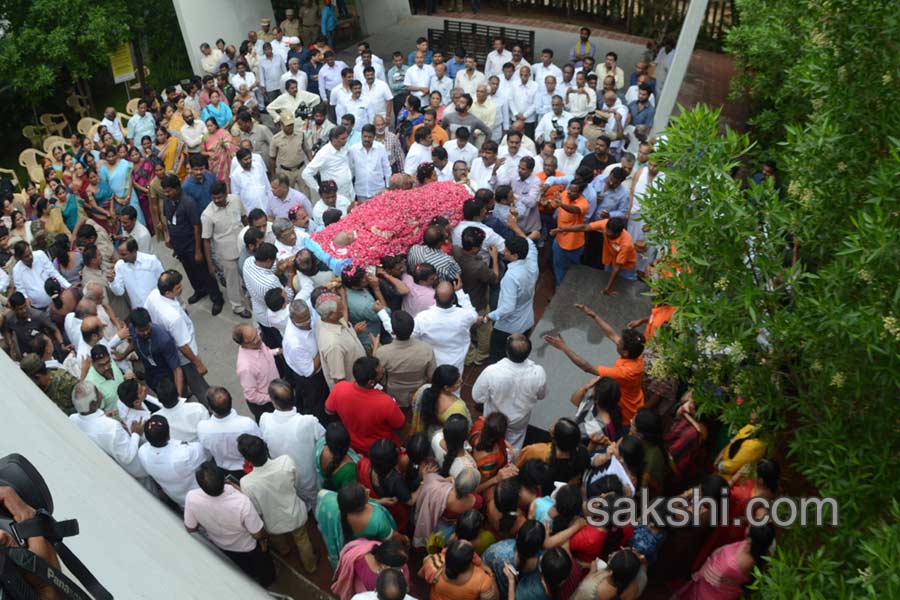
0;12;780;600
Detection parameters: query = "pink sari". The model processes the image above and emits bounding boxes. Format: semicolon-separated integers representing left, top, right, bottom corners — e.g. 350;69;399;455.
203;128;235;185
674;540;750;600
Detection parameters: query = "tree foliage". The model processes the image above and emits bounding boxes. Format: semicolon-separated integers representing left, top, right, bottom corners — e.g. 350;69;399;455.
0;0;131;102
642;0;900;595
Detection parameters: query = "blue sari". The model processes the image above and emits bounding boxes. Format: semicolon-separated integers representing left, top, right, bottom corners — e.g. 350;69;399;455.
59;192;83;232
101;159;145;226
482;539;549;600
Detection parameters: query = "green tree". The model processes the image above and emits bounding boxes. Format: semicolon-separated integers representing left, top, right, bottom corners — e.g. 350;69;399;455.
642;0;900;594
0;0;131;103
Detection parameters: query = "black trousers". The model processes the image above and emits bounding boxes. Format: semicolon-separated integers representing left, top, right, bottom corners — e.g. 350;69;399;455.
177;254;223;304
290;368;330;425
247;401;275;423
223;542;276;587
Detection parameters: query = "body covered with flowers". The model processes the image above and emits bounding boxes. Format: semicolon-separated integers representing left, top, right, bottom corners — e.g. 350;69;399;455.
311;181;470;267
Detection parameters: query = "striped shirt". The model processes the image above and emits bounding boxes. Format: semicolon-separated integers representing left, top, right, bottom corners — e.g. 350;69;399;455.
242;260;294;327
407;245;461;282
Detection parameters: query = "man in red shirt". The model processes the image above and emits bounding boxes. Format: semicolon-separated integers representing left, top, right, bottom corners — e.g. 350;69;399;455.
543;303;646;425
324;356;405;454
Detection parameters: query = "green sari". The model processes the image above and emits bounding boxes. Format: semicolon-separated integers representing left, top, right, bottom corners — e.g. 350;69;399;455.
315;436;360;491
315;490;397;568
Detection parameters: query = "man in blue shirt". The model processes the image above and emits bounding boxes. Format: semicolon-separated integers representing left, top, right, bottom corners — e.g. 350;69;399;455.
486;217;540;362
181;155;217;212
585;167;629;220
129;307;185;395
161;174;224;313
446;47;467;80
627;84;656;128
407;37;433;66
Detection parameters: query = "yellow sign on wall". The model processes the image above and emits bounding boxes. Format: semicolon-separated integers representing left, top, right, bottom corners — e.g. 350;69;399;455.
109;44;135;84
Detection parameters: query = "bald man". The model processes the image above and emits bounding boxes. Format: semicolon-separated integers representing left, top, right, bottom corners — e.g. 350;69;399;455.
233;324;278;422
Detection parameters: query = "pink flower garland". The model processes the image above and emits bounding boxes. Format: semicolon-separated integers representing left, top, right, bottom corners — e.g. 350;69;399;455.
311;181;471;267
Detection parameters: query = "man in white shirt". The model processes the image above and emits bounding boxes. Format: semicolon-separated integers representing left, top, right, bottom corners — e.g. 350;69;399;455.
565;71;597;119
484;37;513;79
230;147;272;214
486;77;508;142
534;95;573;148
403;51;435;101
99;107;125;143
280;58;308;93
197;387;261;477
451;197;507;264
554;137;584;176
108;239;164;308
446;126;479;167
454;55;486;97
413;281;478;373
353;48;386;83
11;242;70;310
139;414;208;507
403;126;434;176
599;90;629;159
237;433;317;573
179;108;206;155
145;270;210;402
302;126;354;200
349;124;391;202
230;60;258;93
429;63;454;105
496;130;535;181
361;67;394;119
531;48;563;86
258;42;287;104
68;380;146;482
153;379;208;443
118;206;156;254
508;65;539;140
335;80;372;132
259;378;325;509
281;298;330;421
472;334;547;450
266;79;322;126
469;140;501;191
533;75;559;122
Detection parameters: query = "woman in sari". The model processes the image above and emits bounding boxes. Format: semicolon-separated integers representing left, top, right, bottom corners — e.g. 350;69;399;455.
673;523;775;600
572;548;644;600
60;154;77;186
99;146;145;226
9;210;33;244
52;183;83;234
417;468;485;552
154;127;186;179
482;521;546;600
128;147;155;233
201;90;233;128
429;539;498;600
469;413;515;493
357;439;418;533
168;97;187;133
45;146;65;174
81;168;114;232
316;421;360;491
315;482;401;568
571;376;624;442
201;116;236;185
412;364;470;438
331;539;410;600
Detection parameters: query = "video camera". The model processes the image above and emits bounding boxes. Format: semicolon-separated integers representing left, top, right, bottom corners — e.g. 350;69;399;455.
551;119;564;137
0;454;111;600
294;102;313;121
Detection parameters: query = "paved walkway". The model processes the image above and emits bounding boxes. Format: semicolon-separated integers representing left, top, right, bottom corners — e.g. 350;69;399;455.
339;13;745;129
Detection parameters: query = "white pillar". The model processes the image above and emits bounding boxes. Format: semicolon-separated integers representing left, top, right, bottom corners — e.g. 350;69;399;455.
651;0;711;135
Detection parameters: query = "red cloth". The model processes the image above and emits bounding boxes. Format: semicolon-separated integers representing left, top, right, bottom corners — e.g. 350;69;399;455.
569;524;634;563
325;381;405;454
357;457;411;533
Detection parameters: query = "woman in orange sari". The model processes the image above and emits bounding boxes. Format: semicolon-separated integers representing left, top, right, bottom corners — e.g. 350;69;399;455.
154;127;186;179
469;413;516;494
168;96;187;133
201;117;236;185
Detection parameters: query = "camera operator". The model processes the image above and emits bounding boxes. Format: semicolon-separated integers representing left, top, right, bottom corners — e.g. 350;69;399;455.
534;95;573;149
0;486;62;600
265;79;320;127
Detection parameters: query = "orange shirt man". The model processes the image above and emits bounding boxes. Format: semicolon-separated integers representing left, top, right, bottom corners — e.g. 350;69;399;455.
555;216;636;294
548;179;589;283
543;303;646;425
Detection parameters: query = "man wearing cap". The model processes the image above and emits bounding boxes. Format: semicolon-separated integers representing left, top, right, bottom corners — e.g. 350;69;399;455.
20;353;77;415
258;18;275;43
281;8;301;37
269;112;308;191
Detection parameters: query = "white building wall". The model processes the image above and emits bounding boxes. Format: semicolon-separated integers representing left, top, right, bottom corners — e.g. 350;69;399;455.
357;0;412;35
